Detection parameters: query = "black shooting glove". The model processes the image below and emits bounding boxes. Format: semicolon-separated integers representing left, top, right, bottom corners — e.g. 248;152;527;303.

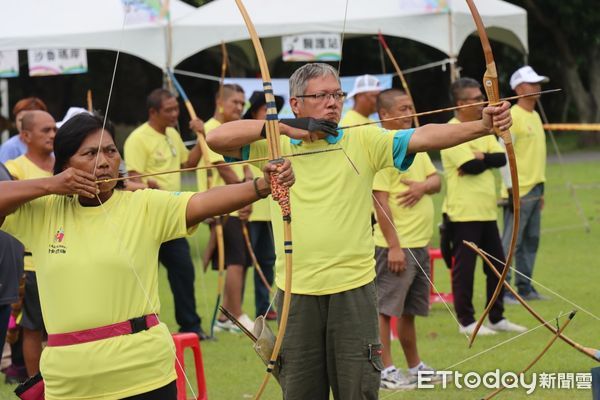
279;118;339;137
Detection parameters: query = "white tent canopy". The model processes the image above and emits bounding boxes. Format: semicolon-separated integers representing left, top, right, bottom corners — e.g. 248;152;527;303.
171;0;528;66
0;0;194;69
0;0;527;69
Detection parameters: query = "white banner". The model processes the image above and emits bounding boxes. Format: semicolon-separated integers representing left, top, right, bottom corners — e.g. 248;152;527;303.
27;48;87;76
0;50;19;78
121;0;168;26
398;0;449;13
282;33;342;62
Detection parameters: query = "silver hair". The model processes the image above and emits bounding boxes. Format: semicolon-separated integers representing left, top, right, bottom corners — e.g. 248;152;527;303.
289;63;340;98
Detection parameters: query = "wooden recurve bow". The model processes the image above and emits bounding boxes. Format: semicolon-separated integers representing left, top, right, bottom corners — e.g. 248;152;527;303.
233;1;293;398
465;0;520;347
377;31;420;127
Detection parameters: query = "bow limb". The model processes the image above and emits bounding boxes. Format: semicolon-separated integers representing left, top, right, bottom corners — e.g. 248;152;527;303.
483;310;576;400
465;0;520;348
233;1;292;398
377;31;419;127
167;70;225;338
464;241;600;362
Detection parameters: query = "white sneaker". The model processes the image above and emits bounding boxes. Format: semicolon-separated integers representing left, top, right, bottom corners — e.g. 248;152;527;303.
408;362;446;384
238;314;255;332
459;322;497;336
487;319;527;333
380;369;416;390
213;319;241;333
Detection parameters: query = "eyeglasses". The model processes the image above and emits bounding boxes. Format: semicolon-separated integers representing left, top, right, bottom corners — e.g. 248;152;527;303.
296;91;347;103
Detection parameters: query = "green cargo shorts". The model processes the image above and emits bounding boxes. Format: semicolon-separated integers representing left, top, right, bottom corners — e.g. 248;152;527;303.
275;281;383;400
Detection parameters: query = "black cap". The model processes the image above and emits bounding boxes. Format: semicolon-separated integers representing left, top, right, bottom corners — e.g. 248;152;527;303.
243;91;285;119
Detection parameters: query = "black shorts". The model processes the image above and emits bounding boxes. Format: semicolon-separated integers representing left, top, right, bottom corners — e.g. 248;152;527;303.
211;216;250;270
21;271;45;332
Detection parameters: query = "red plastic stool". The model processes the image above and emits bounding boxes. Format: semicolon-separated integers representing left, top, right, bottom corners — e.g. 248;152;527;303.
428;248;454;305
172;332;208;400
390;248;453;339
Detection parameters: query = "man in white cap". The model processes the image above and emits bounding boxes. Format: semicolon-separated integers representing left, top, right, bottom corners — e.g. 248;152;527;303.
340;74;381;127
502;66;549;303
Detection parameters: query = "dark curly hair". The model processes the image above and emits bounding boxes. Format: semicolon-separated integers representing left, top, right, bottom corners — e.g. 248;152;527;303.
53;113;124;188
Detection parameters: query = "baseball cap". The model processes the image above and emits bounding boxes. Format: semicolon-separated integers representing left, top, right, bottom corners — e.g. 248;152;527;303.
348;74;381;99
243;91;284;119
510;66;549;90
57;107;91;128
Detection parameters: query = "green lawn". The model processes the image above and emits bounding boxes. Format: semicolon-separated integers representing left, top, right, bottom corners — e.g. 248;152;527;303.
1;159;599;399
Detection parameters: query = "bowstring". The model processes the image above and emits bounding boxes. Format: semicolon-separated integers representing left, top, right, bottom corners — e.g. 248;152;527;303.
337;0;350;76
90;3;198;397
371;192;468;339
475;247;600;322
378;311;572;400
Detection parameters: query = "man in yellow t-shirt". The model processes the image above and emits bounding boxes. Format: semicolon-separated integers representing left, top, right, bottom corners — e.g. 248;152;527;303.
372;89;442;389
5;110;56;377
207;63;515;398
192;84;258;333
501;66;549;301
442;78;526;337
242;91;285;320
339;74;381;127
124;88;209;339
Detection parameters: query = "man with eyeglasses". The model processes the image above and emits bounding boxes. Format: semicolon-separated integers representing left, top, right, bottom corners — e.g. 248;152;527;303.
208;63;514;399
340;74;382;127
441;77;526;338
124;88;210;340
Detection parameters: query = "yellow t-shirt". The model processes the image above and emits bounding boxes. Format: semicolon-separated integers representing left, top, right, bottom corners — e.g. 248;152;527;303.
441;117;504;222
339;109;374;127
5;155;53;271
124;123;189;191
248;125;414;295
248;164;271;222
501;105;546;197
198;118;245;218
196;118;226;192
1;189;196;400
373;152;437;248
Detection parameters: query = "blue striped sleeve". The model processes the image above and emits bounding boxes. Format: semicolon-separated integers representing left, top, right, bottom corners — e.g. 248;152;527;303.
393;129;416;171
224;145;251;163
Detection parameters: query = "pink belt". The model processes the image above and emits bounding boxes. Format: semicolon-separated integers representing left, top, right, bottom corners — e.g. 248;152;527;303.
47;315;159;347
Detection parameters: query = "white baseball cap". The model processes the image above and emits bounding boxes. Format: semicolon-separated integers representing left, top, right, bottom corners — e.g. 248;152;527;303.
348;74;381;99
56;107;91;128
510;66;549;90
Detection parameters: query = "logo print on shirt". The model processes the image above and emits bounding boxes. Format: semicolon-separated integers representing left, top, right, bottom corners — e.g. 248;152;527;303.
54;227;65;243
49;227;67;254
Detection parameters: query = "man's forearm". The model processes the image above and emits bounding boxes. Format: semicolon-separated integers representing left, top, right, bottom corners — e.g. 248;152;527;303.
0;179;52;217
424;174;442;194
207;120;267;157
217;163;242;185
184;142;203;168
373;191;401;249
408;120;491;153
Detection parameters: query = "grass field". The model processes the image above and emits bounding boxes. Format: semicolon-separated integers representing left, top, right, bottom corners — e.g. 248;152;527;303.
0;156;599;399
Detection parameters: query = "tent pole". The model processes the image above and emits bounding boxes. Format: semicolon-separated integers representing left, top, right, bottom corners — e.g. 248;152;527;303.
448;11;458;82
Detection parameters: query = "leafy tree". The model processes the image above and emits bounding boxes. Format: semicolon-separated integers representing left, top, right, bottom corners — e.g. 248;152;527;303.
508;0;600;144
